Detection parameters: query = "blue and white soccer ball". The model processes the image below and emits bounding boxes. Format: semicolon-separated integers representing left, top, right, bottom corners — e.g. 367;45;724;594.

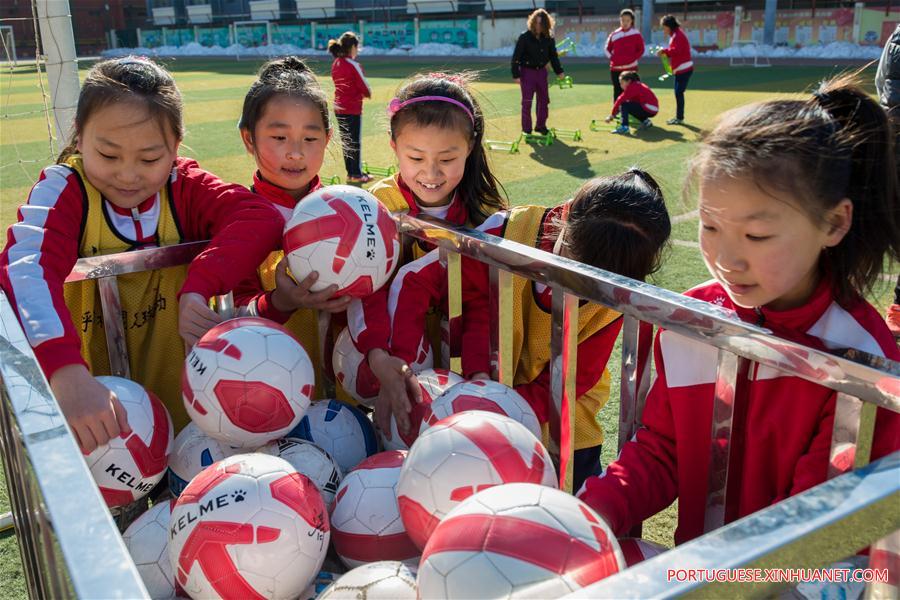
288;400;379;473
167;422;241;496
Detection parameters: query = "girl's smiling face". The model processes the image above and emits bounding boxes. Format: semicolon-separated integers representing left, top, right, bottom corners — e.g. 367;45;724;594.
392;123;472;208
241;94;329;200
698;176;851;311
77;101;180;209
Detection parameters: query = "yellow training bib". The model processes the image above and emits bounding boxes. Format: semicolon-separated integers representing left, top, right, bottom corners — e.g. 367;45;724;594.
62;156;190;431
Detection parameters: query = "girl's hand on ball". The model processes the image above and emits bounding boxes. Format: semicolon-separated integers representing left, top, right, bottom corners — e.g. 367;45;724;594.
50;364;131;454
470;372;491;381
370;350;422;436
179;293;223;347
272;259;351;314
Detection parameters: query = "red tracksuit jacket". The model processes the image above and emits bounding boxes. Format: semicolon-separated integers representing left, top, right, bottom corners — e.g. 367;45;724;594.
331;57;371;116
606;26;645;71
577;278;900;544
610;81;659;117
660;28;693;74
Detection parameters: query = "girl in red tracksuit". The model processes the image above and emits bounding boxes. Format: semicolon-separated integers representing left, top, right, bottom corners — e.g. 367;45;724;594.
345;72;507;404
657;14;693;124
578;76;900;546
605;71;659;134
0;57;283;449
605;9;645;102
379;170;672;492
329;32;372;184
233;57;350;401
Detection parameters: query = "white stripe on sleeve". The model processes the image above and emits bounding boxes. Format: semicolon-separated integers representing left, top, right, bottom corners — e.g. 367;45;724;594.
348;59;371;96
7;165;73;347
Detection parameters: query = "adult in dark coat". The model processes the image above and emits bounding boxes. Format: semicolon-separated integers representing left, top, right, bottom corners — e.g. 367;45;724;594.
511;8;565;135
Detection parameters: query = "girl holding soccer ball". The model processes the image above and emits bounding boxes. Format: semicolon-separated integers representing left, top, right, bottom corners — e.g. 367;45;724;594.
0;57;283;446
578;75;900;543
232;57;352;399
377;170;672;491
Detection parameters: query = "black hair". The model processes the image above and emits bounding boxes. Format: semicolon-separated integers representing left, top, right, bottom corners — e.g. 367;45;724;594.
689;73;899;304
58;56;183;163
620;9;635;22
239;56;330;143
561;169;671;281
660;15;680;31
328;31;360;58
620;71;641;83
389;72;507;225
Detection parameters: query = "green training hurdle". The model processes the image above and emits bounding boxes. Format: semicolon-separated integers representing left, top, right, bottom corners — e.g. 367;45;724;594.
362;162;397;177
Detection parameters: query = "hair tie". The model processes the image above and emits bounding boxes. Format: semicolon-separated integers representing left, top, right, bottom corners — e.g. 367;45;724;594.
387;95;476;127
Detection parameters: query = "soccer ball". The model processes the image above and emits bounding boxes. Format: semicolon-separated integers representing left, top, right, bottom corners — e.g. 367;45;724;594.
397;411;557;550
331;327;380;407
318;561;417;599
330;451;419;568
258;438;343;506
422;380;542;440
288;400;379;473
83;376;173;507
418;483;625;599
168;453;330;600
618;538;667;566
182;317;315;448
168;422;242;497
283;185;400;297
123;499;176;599
333;328;434;408
382;369;465;452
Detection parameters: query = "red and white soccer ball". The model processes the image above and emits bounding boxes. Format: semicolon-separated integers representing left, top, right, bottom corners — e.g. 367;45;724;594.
422;380;542;440
331;327;380;407
382;369;465;452
329;451;419;568
83;376;173;507
288;400;379;474
283;185;400;297
332;328;434;407
168;453;330;600
618;538;667;567
418;483;625;599
258;438;343;506
318;561;417;599
168;422;242;497
123;499;176;599
396;411;557;550
182;317;315;448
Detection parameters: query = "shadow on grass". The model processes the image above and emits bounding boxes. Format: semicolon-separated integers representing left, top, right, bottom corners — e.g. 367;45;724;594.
526;138;597;178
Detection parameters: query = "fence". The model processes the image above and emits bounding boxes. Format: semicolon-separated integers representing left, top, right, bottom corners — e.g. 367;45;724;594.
0;212;897;597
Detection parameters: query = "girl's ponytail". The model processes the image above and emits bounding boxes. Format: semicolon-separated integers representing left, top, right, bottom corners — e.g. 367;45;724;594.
812;75;899;301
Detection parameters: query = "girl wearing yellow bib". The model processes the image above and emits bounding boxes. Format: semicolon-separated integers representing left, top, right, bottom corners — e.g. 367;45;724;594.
0;58;283;452
380;170;671;491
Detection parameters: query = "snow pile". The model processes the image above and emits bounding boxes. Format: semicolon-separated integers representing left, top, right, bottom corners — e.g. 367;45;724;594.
102;40;883;60
700;41;883;60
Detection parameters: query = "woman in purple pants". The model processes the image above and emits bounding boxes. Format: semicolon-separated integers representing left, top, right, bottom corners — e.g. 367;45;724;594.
511;8;565;135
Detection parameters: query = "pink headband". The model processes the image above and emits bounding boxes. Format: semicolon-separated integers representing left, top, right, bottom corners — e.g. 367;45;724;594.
387;96;476;127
